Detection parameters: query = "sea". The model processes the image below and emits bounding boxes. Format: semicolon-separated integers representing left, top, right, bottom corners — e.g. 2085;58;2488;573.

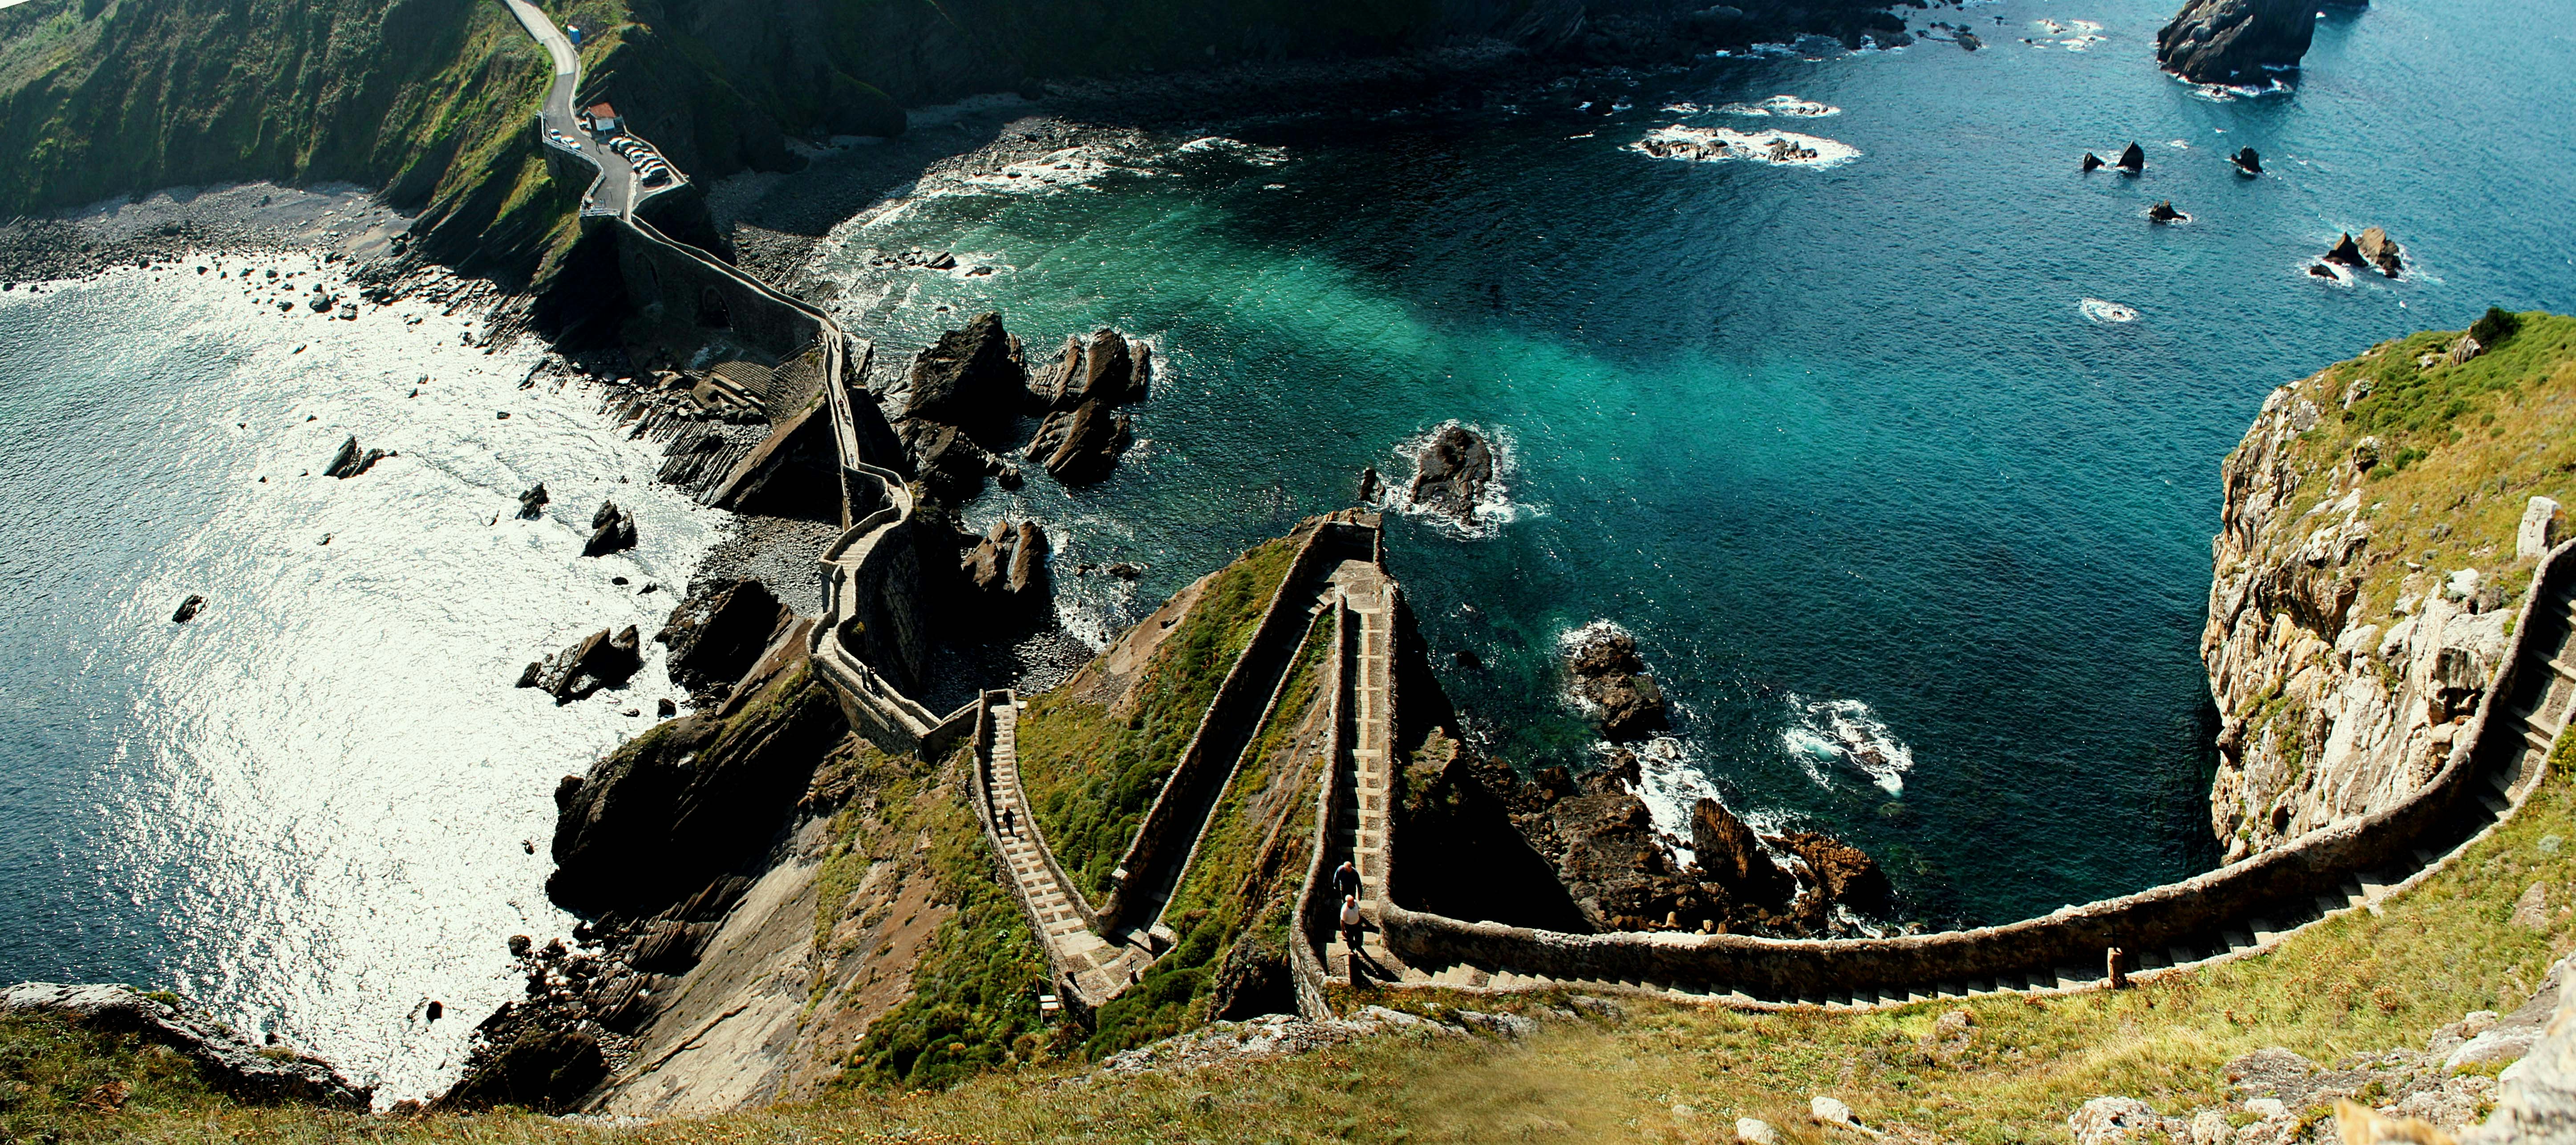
2;0;2571;1100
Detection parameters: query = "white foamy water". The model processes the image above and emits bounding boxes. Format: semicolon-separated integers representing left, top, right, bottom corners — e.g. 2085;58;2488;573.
1378;420;1529;540
1715;94;1843;118
2080;297;2140;323
1174;136;1291;166
1632;126;1862;169
1780;694;1914;794
0;255;716;1104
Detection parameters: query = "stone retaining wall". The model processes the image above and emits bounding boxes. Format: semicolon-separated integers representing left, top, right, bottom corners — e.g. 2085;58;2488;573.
1285;601;1355;1021
1367;540;2575;1001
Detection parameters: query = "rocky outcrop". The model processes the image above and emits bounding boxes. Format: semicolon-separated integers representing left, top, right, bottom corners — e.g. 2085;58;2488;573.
2201;374;2528;861
1022;326;1149;485
654;578;789;703
170;593;205;623
1407;424;1495;523
2357;227;2404;277
434;938;611;1114
2155;0;2316;83
1565;628;1669;742
583;500;638;557
517;626;644;703
2232;146;2263;174
953;518;1053;625
517;482;550;520
899;419;1007;506
547;642;843;918
322;434;389;479
2148;200;2187;223
0;983;371;1108
1691;796;1794;908
901;311;1023;433
2117;142;2146;173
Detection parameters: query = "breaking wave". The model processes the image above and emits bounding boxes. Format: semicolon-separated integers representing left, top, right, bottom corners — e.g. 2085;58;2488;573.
1780;694;1914;794
2079;297;2139;323
1715;94;1843;118
1632;126;1861;169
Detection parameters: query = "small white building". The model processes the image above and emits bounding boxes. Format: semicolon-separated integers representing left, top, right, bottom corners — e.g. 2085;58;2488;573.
583;102;620;134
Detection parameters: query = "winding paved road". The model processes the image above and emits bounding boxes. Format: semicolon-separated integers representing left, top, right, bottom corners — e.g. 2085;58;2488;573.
496;0;681;218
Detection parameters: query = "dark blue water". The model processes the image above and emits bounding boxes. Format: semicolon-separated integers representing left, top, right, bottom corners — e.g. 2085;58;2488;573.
813;0;2575;926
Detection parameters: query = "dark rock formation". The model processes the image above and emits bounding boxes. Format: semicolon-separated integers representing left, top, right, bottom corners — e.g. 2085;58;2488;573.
653;578;788;702
2148;199;2187;223
1956;30;1981;50
2357;226;2403;277
901;311;1023;433
433;939;608;1113
2309;263;2338;279
1407;424;1495;523
1780;831;1893;914
1691;797;1794;908
948;518;1053;629
1029;327;1149;410
516;482;549;520
899;419;1004;506
516;626;643;703
2155;0;2315;83
2324;231;2367;267
170;593;205;623
1565;628;1669;742
1025;398;1134;484
582;500;637;557
2116;142;2146;173
547;637;842;918
2232;146;2262;174
2081;151;2105;172
1356;465;1381;503
322;434;388;479
0;983;370;1108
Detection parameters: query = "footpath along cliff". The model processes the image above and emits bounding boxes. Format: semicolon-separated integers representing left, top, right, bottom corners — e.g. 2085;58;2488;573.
2204;311;2576;862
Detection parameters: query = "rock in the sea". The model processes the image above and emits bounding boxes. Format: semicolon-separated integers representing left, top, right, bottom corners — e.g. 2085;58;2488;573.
1565;628;1669;742
171;593;206;623
516;482;549;520
902;311;1024;431
0;983;370;1108
2309;262;2338;279
1356;465;1381;503
2155;0;2315;83
2357;226;2403;276
582;499;637;557
1691;798;1794;910
1031;327;1148;410
1781;831;1894;914
899;419;1003;506
2116;142;2146;173
1028;397;1134;485
2147;199;2186;223
1408;424;1495;523
1955;30;1981;50
2232;146;2263;174
953;518;1053;626
2081;151;2105;172
516;625;643;703
654;579;788;700
322;434;389;479
2324;231;2368;267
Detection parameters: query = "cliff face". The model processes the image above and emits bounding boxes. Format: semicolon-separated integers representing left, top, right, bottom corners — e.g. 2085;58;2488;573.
2203;312;2576;862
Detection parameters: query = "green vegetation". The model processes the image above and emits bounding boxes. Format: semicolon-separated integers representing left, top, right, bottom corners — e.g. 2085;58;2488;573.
0;1010;228;1143
2260;311;2576;637
833;745;1057;1092
1016;535;1302;901
1087;613;1336;1056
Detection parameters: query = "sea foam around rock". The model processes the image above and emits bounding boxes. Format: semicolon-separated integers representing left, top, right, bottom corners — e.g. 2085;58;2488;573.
1379;419;1529;540
1781;694;1914;794
1632;126;1861;169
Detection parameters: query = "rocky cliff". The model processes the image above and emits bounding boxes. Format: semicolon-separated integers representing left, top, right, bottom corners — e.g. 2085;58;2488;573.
2203;311;2576;862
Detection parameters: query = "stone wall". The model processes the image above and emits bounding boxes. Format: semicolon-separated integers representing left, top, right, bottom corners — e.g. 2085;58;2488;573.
1361;540;2573;1003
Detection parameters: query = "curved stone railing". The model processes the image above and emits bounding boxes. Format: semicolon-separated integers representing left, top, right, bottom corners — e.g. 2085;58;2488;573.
1304;540;2576;1009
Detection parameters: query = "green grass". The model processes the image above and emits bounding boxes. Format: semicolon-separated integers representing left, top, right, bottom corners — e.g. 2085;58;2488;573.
1016;535;1303;902
0;1010;230;1143
834;745;1059;1092
1086;613;1336;1056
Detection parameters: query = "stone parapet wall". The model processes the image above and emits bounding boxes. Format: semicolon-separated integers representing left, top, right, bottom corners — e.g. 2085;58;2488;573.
1365;540;2575;1003
1285;601;1355;1021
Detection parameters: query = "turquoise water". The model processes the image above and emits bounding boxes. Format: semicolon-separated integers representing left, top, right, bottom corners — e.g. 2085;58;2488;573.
814;0;2575;925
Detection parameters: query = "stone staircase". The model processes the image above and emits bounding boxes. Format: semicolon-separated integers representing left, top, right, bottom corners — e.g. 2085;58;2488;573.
979;697;1155;1007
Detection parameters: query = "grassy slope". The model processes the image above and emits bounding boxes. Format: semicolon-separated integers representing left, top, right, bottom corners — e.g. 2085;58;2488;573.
1085;614;1335;1056
29;732;2576;1141
2240;311;2576;643
1015;535;1301;901
800;743;1058;1093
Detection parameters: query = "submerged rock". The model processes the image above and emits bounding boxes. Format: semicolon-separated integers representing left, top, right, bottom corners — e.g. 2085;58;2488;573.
1;983;370;1108
516;625;643;703
2155;0;2315;83
1408;424;1495;523
582;500;637;557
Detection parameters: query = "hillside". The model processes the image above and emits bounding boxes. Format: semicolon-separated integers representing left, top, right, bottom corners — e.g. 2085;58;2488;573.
2206;311;2576;861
